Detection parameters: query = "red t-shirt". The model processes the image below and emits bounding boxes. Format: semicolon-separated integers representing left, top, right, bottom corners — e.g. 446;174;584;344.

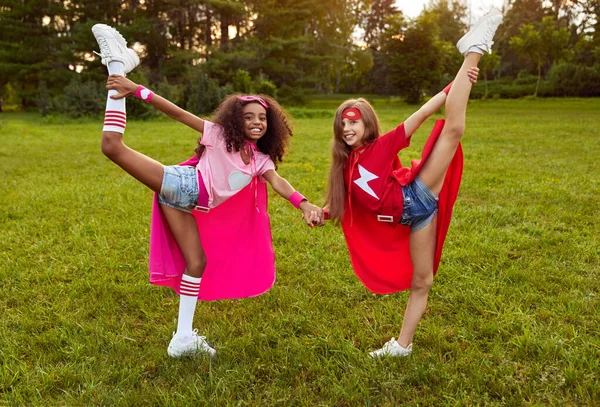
341;119;464;294
343;123;410;219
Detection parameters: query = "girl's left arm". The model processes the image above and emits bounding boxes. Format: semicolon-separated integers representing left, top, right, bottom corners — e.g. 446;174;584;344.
106;74;205;133
262;170;325;227
402;91;447;140
403;66;479;139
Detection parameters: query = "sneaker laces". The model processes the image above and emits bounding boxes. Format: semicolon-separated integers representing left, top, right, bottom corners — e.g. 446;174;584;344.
93;37;113;59
191;329;208;343
375;338;398;355
482;20;499;50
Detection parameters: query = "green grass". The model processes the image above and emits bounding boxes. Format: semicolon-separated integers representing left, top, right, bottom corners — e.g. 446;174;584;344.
1;98;599;406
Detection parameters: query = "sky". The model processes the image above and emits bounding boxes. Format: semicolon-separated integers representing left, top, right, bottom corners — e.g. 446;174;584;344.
396;0;507;23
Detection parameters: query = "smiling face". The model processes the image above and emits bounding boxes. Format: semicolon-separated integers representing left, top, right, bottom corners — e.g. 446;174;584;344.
341;117;366;149
242;103;268;143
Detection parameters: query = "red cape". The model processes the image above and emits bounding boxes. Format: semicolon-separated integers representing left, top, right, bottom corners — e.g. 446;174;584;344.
341;119;463;294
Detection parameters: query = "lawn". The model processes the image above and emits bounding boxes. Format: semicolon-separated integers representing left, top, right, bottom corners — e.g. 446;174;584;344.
1;98;599;406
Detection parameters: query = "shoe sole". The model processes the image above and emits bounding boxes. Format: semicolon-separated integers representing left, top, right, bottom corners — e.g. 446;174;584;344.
456;10;502;54
168;346;217;359
168;351;217;359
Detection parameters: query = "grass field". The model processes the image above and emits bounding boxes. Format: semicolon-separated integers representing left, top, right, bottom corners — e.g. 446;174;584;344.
1;98;599;406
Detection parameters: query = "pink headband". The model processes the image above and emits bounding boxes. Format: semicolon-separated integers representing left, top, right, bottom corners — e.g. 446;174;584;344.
342;107;361;120
239;96;269;109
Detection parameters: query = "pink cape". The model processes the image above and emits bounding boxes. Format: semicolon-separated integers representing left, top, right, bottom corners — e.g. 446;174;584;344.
148;156;276;301
341;119;463;294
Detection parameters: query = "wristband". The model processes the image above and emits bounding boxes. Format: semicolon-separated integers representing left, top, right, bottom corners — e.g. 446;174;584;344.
442;81;453;95
289;191;307;209
135;85;154;102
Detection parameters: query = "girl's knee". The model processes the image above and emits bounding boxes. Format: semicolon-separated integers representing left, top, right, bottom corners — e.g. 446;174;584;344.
186;254;207;278
412;272;434;291
101;132;124;158
441;123;464;142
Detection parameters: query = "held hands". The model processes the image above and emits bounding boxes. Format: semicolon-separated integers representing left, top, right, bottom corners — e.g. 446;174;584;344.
467;67;480;84
299;201;325;228
106;74;139;100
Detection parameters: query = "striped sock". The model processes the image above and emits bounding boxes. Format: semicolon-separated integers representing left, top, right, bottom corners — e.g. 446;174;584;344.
176;275;201;339
103;61;126;133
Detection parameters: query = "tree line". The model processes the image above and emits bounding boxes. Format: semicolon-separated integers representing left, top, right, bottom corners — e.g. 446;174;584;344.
1;0;599;114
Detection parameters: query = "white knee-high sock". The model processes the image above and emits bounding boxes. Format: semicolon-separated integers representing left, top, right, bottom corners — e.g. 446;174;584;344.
103;61;126;133
176;275;201;340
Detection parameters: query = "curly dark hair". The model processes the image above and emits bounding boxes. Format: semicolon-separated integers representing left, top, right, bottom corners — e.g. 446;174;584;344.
194;94;292;168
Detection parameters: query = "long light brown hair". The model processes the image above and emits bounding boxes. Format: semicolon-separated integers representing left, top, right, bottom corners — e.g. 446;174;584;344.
325;98;382;222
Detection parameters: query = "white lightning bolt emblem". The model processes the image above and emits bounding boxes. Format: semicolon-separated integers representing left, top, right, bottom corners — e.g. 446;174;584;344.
354;165;379;199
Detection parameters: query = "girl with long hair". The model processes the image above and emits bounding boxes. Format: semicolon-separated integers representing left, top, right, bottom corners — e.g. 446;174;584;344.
324;10;503;357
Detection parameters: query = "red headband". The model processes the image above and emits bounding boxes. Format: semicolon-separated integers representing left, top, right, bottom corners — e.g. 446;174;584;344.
342;107;361;120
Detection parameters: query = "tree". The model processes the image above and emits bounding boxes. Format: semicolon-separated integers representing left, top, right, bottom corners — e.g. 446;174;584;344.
479;53;500;97
494;0;546;78
382;12;450;103
509;16;571;96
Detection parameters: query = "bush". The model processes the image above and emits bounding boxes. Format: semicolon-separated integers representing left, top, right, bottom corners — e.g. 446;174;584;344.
471;77;554;99
549;62;600;97
186;74;225;115
57;76;105;117
255;79;278;98
37;80;51;117
278;85;310;106
1;83;23;112
231;69;254;94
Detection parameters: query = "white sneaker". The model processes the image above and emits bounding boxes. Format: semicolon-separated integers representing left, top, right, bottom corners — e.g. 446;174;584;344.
369;338;412;358
92;23;140;73
456;9;503;55
167;329;217;358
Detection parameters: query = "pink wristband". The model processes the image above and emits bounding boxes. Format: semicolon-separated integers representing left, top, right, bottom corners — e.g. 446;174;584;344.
135;85;154;102
442;81;453;95
289;191;307;209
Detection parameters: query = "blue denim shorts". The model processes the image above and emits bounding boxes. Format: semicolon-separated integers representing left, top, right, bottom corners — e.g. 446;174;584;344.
158;165;199;213
400;176;439;232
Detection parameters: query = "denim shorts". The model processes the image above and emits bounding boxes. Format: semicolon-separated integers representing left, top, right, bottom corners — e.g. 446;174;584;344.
400;176;439;232
158;165;200;213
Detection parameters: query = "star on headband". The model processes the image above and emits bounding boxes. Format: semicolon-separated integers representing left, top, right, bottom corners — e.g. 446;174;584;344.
342;107;361;120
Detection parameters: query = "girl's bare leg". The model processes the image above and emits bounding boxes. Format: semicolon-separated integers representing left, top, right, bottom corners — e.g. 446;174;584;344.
159;205;207;278
101;131;164;193
418;52;482;196
396;53;481;347
397;217;437;347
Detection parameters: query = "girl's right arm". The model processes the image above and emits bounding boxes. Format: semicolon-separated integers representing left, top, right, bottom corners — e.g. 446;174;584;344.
106;74;205;133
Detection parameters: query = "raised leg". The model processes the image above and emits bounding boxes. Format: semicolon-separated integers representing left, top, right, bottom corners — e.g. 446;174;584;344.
101;131;165;193
417;52;481;196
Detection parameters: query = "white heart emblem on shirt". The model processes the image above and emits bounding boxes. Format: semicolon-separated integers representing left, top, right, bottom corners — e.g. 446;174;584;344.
228;171;252;190
141;88;151;100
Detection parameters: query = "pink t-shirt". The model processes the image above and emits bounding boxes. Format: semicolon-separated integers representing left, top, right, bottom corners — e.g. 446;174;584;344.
197;121;275;208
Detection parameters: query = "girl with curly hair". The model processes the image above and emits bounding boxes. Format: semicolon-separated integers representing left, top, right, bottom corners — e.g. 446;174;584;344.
92;25;323;359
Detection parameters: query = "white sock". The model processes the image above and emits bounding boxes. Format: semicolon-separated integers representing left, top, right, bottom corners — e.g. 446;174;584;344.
103;61;126;133
467;46;485;55
176;275;201;340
